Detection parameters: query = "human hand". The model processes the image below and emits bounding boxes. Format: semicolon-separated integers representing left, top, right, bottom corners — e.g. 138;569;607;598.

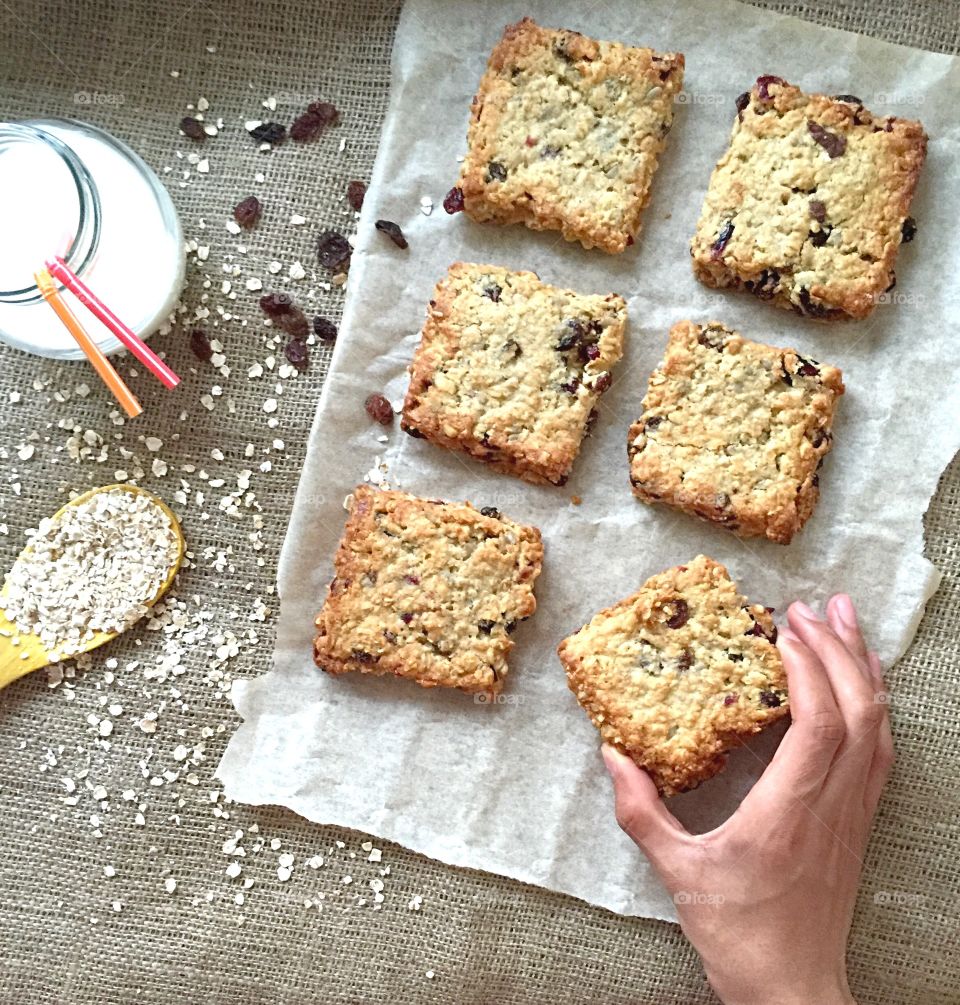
603;594;892;1005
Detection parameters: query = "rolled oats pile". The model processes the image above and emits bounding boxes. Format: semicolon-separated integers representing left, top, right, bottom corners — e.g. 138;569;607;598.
0;488;181;658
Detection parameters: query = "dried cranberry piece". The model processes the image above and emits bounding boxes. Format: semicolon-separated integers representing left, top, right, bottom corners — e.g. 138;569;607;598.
317;230;352;269
746;618;778;644
477;620;495;635
290;112;324;142
179;116;205;141
581;342;601;362
665;599;689;629
809;199;827;222
259;291;295;317
745;270;780;300
249;122;286;145
485;161;507;182
723;694;738;706
189;328;213;361
364;393;394;425
284;339;309;369
278;308;309;340
711;221;734;260
375;219;408;249
755;75;784;100
901;217;917;243
593;373;612;394
233;195;262;229
403;574;420;585
313;316;338;342
443;186;464;214
759;690;782;708
400;612;414;625
307;101;339;125
483;284;502;302
833;94;862;105
347;180;366;211
796;355;820;377
480;506;501;519
807;121;846;158
735;91;750;114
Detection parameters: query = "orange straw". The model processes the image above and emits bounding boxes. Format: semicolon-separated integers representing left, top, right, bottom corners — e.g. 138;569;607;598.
45;255;180;390
34;269;142;418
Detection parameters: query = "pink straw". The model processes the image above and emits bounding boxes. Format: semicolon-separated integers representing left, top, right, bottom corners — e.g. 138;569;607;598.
45;256;180;390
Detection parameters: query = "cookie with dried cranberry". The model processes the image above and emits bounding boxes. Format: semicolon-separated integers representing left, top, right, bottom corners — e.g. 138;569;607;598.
313;486;543;696
691;77;927;320
558;555;787;796
455;18;684;253
402;262;626;486
628;321;844;544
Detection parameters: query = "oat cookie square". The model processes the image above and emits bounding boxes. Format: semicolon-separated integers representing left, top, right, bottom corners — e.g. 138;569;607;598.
691;76;927;321
558;555;787;796
402;262;627;486
628;321;844;544
313;486;543;696
456;17;684;254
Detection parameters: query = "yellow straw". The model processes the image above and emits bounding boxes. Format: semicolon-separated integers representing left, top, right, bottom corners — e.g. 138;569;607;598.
34;269;142;419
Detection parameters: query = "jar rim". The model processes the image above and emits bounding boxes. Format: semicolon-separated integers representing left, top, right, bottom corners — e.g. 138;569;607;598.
0;121;102;303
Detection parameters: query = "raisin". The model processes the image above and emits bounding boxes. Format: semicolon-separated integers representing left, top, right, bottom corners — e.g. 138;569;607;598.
745;269;780;300
259;292;295;317
810;427;830;448
735;91;750;114
808;120;846;158
313;316;338;342
249;121;286;145
581;343;601;362
383;630;398;645
593;373;613;395
556;320;584;351
352;649;375;663
290;112;324;141
364;393;393;425
400;612;414;625
645;416;663;430
443;186;464;213
283;339;309;369
833;94;862;105
317;230;352;269
307;101;339;126
375;219;408;249
711;220;734;260
755;75;784;100
477;620;495;635
728;653;744;662
666;599;689;629
796;355;820;377
746;618;778;644
179;116;205;141
723;694;738;706
481;284;502;303
809;227;831;248
808;200;827;222
797;287;837;319
901;217;917;243
505;620;518;634
188;328;213;361
759;690;782;708
277;308;309;339
485;161;507;182
678;649;693;672
697;325;727;350
560;378;580;394
480;507;501;519
233;195;262;229
780;360;794;386
347;180;366;211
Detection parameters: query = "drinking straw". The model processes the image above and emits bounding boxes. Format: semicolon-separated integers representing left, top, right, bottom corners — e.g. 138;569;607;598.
34;269;143;419
44;255;181;390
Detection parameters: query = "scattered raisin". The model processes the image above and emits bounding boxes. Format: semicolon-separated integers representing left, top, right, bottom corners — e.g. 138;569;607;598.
259;292;295;317
477;620;495;635
711;220;734;260
179;116;205;141
364;393;394;425
277;308;309;339
249;121;286;145
317;230;352;269
375;219;408;249
290;112;325;142
807;120;846;158
443;186;464;214
283;339;309;369
188;328;213;361
347;180;366;211
665;599;689;629
759;690;782;708
480;507;501;519
483;284;502;302
901;217;917;243
313;316;338;342
233;195;262;229
485;161;507;182
307;101;339;125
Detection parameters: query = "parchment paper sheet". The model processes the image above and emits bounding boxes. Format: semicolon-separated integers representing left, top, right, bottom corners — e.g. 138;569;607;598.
219;0;960;920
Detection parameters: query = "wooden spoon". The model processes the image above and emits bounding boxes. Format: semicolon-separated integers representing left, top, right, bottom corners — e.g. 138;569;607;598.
0;484;185;691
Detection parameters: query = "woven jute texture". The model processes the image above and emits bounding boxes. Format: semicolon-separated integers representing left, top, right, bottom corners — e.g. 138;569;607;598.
0;1;957;1002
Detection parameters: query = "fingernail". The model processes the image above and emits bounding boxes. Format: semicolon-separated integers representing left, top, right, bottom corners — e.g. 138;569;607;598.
793;601;819;622
601;744;626;779
834;593;858;629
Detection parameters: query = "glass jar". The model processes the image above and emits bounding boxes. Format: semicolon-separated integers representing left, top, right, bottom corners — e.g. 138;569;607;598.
0;118;185;360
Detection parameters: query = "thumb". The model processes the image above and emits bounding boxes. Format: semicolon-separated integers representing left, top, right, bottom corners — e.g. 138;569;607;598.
602;745;690;862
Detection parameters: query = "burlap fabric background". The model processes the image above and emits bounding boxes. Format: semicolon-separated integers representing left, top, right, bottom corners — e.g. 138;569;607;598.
0;2;957;1002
